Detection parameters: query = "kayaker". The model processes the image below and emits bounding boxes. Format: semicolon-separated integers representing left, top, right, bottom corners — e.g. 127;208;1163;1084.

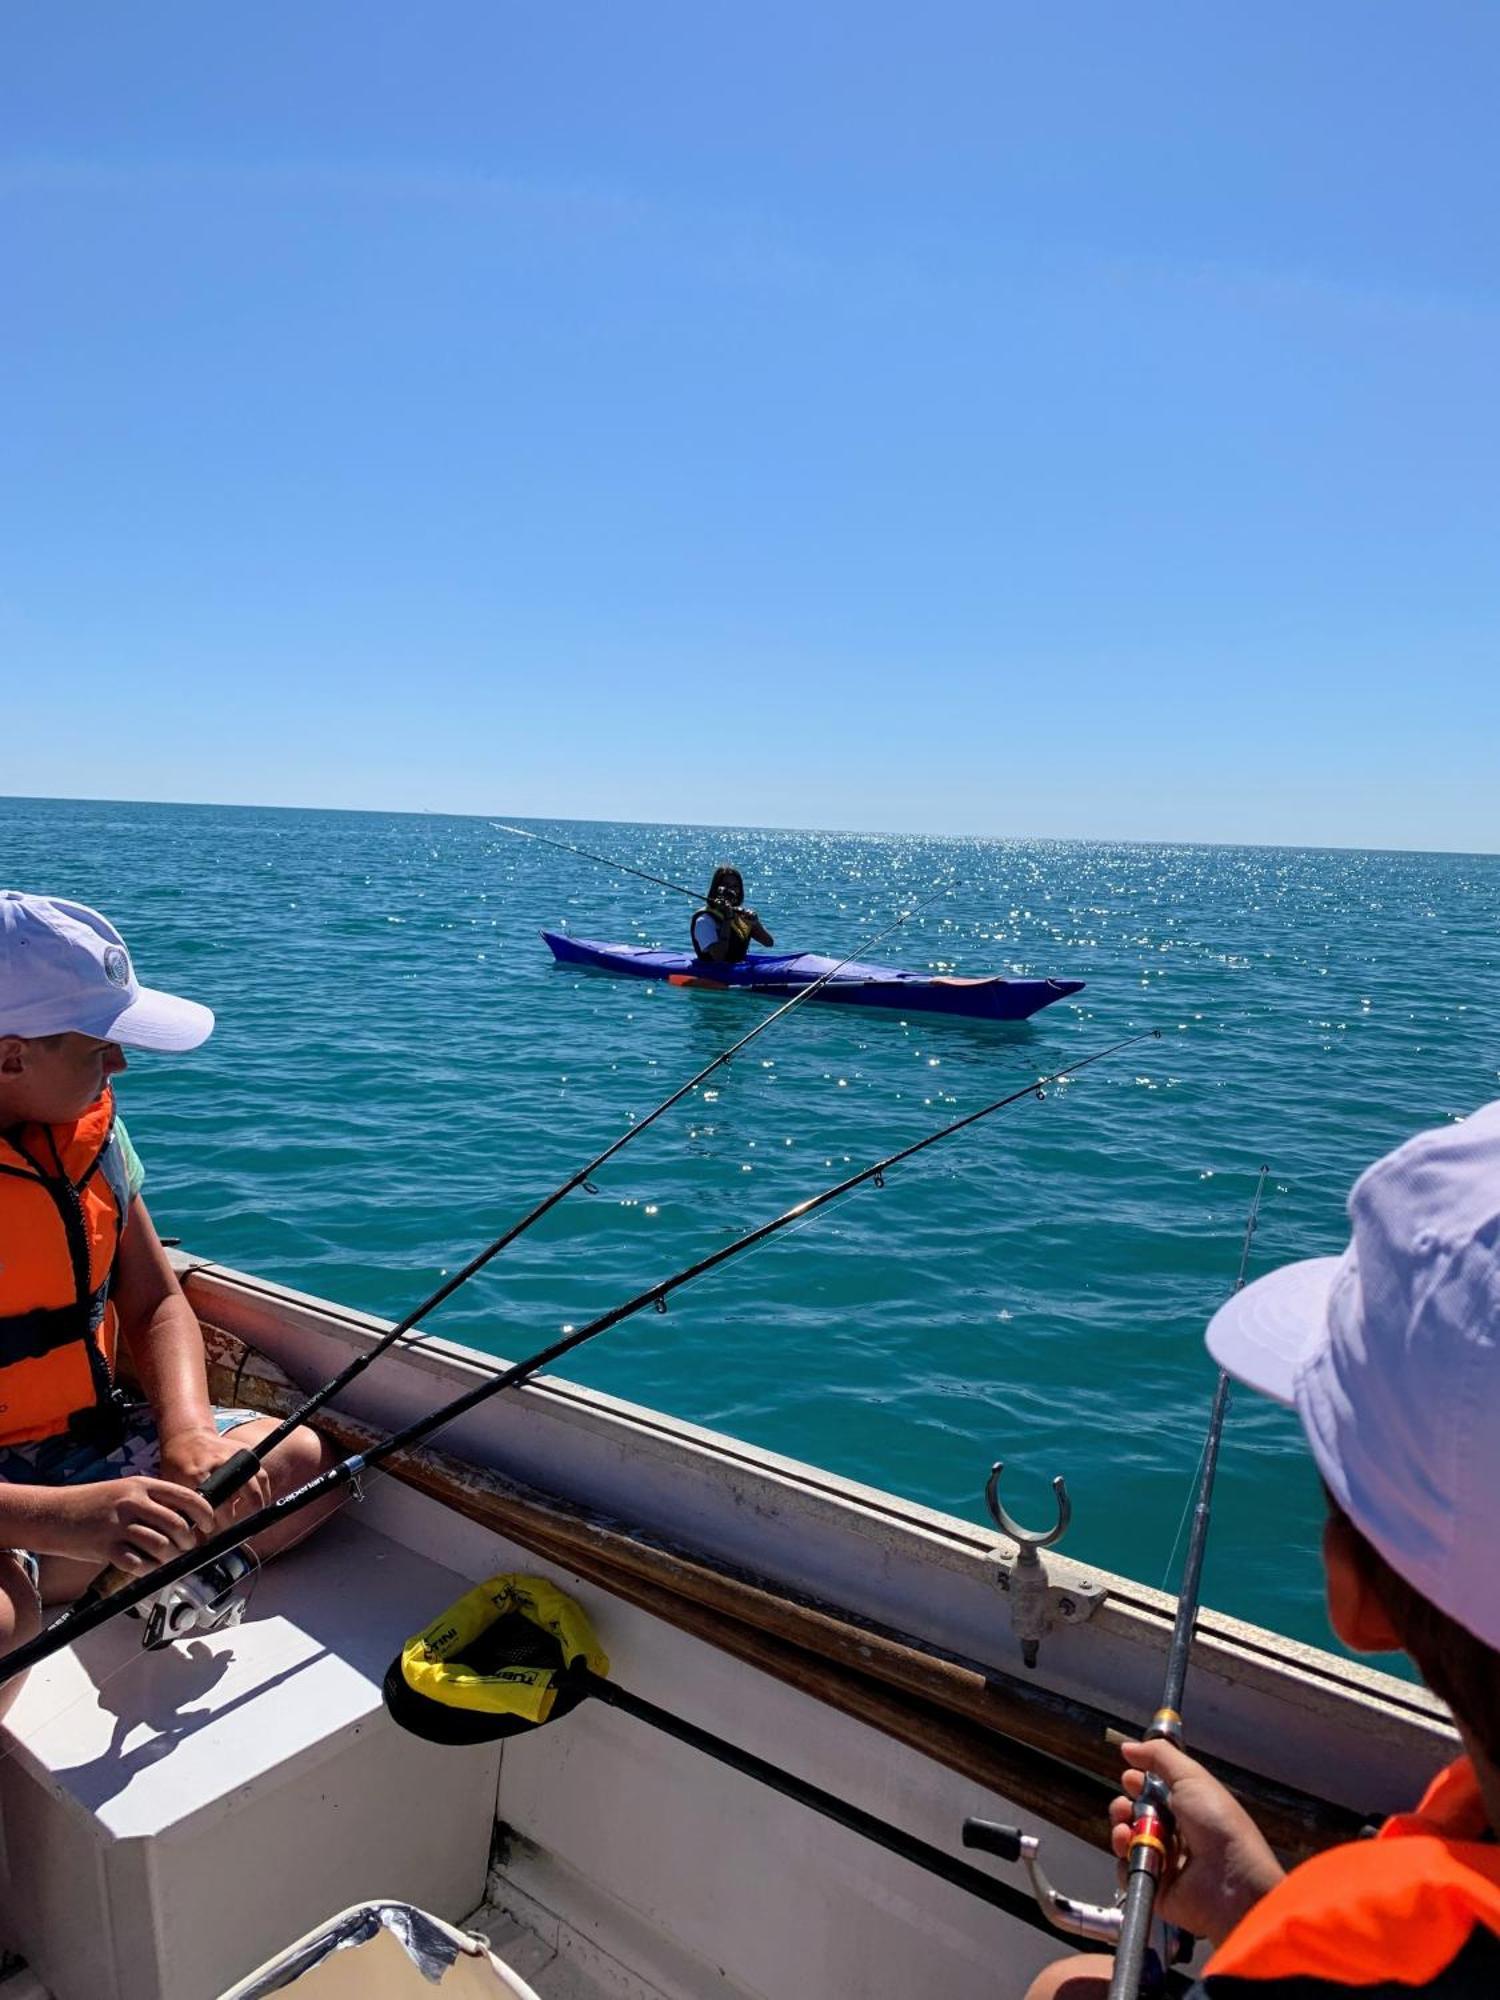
690;866;774;965
1026;1107;1500;1998
0;891;336;1712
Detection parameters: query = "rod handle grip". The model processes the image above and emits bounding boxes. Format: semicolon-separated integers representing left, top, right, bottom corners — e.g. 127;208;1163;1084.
72;1450;263;1610
199;1449;262;1510
961;1818;1025;1862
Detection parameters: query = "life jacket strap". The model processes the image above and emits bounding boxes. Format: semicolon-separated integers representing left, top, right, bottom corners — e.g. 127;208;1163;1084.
0;1281;109;1364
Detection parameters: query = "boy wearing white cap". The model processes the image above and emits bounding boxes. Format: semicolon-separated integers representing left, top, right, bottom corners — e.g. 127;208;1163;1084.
0;892;333;1709
1029;1105;1500;1998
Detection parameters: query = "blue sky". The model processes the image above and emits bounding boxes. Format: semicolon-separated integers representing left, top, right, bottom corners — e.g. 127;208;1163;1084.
3;5;1496;848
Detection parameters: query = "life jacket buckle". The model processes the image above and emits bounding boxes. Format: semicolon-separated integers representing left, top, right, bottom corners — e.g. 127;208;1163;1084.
65;1389;133;1456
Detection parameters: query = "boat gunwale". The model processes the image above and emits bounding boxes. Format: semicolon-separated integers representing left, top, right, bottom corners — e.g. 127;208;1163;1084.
171;1253;1452;1752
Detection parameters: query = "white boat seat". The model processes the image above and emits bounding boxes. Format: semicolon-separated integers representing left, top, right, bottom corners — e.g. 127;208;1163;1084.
0;1515;503;2000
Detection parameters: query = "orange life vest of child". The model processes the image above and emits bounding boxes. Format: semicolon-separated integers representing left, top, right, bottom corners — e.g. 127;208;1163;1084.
0;1089;131;1446
1203;1757;1500;1994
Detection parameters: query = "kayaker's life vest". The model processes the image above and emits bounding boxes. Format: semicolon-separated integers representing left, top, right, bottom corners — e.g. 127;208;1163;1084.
690;904;755;964
1200;1758;1500;1996
0;1090;131;1447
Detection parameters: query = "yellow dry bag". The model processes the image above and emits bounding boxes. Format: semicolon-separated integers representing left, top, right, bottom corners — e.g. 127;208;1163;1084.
382;1574;609;1746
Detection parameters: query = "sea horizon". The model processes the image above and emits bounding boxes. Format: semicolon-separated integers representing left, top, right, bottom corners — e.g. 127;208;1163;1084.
6;791;1497;864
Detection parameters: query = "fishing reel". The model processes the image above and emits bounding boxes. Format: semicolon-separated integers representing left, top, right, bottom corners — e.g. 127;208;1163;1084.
962;1818;1191;1977
131;1548;259;1652
962;1820;1124;1944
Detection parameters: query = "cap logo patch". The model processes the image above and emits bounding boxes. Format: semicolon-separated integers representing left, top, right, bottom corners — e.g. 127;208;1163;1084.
103;946;131;989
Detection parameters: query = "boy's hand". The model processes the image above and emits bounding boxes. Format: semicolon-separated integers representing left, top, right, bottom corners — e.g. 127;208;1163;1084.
1111;1739;1286;1948
41;1477;217;1571
158;1425;273;1522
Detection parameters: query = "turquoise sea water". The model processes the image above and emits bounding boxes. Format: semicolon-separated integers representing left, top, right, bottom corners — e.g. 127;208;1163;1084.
4;796;1498;1656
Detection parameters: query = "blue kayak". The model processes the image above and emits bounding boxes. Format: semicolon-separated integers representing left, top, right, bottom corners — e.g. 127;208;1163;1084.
541;931;1084;1022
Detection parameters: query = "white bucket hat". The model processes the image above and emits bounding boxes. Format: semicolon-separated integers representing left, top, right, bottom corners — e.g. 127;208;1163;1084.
1207;1101;1500;1649
0;892;214;1052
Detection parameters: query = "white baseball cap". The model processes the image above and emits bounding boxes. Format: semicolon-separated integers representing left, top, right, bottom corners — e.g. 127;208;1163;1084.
1207;1101;1500;1649
0;892;214;1052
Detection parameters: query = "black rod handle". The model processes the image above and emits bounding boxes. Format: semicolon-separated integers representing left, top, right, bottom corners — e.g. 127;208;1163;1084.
198;1448;263;1510
962;1818;1026;1862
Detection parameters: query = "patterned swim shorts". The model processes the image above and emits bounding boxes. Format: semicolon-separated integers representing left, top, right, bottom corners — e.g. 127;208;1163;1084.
0;1402;261;1590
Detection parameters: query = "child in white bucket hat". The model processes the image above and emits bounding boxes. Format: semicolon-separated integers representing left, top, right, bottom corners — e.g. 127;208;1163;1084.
1029;1104;1500;1998
0;893;334;1714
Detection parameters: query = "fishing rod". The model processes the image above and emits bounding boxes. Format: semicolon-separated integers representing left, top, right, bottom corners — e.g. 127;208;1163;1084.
495;822;706;903
5;1026;1160;1687
74;892;946;1613
174;892;943;1519
1106;1162;1268;1999
962;1165;1268;1995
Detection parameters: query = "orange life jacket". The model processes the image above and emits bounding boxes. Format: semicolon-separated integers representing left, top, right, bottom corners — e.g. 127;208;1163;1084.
0;1089;131;1447
1205;1757;1500;1993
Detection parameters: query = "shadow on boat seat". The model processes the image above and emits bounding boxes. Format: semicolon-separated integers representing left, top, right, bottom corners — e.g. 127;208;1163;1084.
50;1633;319;1808
0;1512;504;2000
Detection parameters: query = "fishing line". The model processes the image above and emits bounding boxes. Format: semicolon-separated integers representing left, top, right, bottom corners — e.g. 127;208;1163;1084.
1152;1170;1276;1590
5;1026;1160;1686
1157;1431;1211;1595
1107;1163;1268;2000
495;823;707;904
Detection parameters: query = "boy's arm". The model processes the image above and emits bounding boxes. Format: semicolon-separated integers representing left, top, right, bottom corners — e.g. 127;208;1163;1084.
113;1198;216;1440
0;1474;213;1569
112;1199;270;1508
